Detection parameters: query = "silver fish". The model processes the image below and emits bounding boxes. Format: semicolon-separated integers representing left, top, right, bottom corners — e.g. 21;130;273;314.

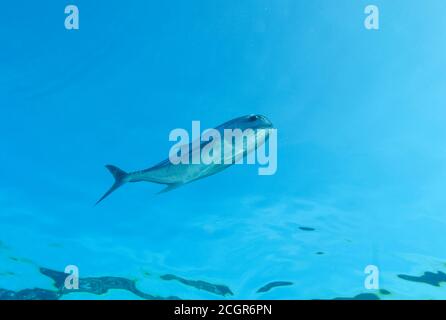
96;114;273;204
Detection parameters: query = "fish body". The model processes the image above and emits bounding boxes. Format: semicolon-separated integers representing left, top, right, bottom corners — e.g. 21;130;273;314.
96;114;273;204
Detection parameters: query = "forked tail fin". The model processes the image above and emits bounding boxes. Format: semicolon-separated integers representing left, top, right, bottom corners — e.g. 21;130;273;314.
95;165;129;205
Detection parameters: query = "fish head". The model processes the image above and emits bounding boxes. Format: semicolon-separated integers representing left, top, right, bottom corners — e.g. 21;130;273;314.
228;114;273;131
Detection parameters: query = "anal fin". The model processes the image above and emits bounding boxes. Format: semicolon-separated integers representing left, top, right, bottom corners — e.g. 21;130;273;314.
156;183;182;195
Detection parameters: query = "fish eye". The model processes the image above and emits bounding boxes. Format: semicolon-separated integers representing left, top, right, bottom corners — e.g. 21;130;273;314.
249;115;259;121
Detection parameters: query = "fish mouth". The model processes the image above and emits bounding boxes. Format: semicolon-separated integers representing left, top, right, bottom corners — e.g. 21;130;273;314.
258;116;274;129
245;114;273;129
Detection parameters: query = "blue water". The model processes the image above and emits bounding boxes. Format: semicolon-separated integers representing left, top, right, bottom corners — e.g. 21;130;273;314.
1;1;446;299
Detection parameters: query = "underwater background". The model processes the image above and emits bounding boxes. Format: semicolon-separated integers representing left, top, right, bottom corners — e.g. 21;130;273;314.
1;0;446;299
